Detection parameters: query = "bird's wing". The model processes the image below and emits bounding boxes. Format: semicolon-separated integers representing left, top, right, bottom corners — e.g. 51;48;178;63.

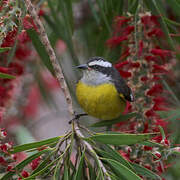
112;69;134;102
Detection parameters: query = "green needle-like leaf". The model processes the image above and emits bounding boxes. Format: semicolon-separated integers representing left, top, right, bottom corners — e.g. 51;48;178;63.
0;72;15;79
0;47;11;53
86;133;158;145
74;150;85;180
10;136;62;153
131;163;162;179
27;29;54;75
103;158;141;180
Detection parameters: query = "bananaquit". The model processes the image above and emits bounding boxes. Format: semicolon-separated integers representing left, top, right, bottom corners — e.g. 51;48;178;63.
76;57;134;120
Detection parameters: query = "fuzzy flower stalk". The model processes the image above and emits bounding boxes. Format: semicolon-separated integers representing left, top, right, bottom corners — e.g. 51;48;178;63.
107;12;177;177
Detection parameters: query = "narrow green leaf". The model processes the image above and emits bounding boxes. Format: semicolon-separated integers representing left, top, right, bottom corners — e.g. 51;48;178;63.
86;133;158;145
131;163;162;179
86;159;96;180
144;0;175;50
87;0;100;25
74;150;85;180
163;17;180;27
103;158;141;180
63;161;69;180
10;136;62;153
129;0;139;14
27;29;54;74
159;126;165;140
1;149;51;180
166;0;180;17
101;145;134;171
140;140;163;147
91;113;137;127
0;47;11;53
96;0;111;33
0;72;15;79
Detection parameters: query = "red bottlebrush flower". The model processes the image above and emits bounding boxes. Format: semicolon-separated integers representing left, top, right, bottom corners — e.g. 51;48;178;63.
145;108;158;118
38;9;45;16
115;60;130;69
118;69;132;78
152;64;168;74
140;76;148;82
0;66;11;74
119;150;131;162
0;156;6;165
30;157;41;170
144;146;152;151
150;15;160;26
18;30;31;43
1;29;17;47
15;45;31;60
143;122;149;133
141;15;151;26
7;165;13;172
161;138;170;146
153;104;169;111
147;28;163;37
154;119;168;130
146;84;163;96
23;85;40;118
150;48;172;59
152;135;163;143
114;16;131;31
153;151;161;159
21;170;29;178
138;40;144;57
145;55;157;62
130;62;141;68
122;25;134;36
156;162;164;173
106;36;128;48
0;129;7;138
23;15;37;30
8;62;24;76
118;48;130;61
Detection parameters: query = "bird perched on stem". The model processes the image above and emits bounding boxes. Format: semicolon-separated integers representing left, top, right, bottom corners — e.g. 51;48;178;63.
76;57;134;120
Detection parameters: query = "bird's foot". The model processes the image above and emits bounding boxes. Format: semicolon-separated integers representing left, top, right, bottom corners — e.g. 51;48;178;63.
69;113;88;124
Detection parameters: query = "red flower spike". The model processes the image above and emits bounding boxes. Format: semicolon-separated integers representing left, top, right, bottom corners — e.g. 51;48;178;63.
0;156;6;165
21;170;29;178
153;151;161;159
138;40;144;57
8;62;24;76
7;165;13;172
122;26;134;36
144;164;152;170
1;29;17;47
38;9;45;16
140;76;148;82
115;60;130;69
144;146;152;151
106;36;128;48
131;62;141;68
23;15;37;31
150;48;172;59
146;84;163;96
147;28;163;37
152;64;168;74
145;55;157;62
145;108;158;118
15;45;31;60
30;157;41;170
18;30;31;43
118;69;132;78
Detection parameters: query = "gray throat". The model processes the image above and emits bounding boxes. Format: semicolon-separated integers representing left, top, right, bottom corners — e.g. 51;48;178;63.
80;70;112;86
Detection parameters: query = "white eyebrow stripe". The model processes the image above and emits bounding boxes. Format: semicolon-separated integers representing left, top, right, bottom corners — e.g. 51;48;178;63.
88;60;112;67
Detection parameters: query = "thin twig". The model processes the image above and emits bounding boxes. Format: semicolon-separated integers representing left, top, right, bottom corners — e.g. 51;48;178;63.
24;0;74;118
24;1;111;179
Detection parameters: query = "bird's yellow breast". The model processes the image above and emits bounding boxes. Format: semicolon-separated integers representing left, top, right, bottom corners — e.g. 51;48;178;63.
76;81;126;120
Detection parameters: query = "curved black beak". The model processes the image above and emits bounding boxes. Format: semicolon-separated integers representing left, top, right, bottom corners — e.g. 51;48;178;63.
75;64;88;70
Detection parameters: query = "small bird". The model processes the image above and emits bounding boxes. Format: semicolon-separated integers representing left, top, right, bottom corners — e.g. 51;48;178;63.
76;57;134;120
